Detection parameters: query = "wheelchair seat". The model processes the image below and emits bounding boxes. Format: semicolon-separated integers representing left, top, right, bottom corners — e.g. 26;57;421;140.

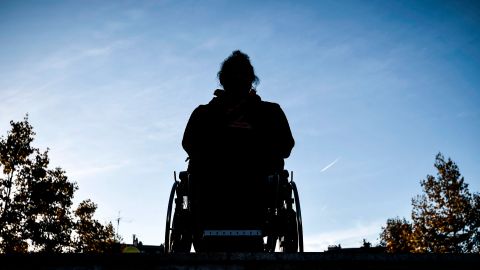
164;170;303;253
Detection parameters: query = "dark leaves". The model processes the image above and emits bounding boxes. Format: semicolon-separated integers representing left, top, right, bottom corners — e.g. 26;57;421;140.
1;116;117;253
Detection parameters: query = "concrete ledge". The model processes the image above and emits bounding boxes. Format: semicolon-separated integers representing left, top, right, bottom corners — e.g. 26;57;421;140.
1;252;479;270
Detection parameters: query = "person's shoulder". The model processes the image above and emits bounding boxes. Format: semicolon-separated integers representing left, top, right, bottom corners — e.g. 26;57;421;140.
256;100;287;120
260;100;280;107
195;104;209;110
190;90;224;117
259;100;283;111
189;104;210;119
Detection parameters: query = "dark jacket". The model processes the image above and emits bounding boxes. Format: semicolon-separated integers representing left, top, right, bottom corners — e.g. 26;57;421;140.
182;89;294;177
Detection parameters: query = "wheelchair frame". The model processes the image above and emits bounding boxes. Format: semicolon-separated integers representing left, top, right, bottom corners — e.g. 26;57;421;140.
165;170;303;253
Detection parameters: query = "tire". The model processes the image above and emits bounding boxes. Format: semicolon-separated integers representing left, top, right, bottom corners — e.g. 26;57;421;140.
291;181;304;252
164;181;178;253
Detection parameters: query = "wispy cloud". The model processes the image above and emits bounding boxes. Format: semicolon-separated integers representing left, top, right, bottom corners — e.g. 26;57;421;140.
40;39;133;70
67;160;130;179
321;157;340;172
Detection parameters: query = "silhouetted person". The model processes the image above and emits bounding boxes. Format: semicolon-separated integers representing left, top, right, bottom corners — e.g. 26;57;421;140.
182;50;294;251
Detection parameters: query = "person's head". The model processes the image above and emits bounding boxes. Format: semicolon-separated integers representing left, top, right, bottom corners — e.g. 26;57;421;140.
218;50;259;95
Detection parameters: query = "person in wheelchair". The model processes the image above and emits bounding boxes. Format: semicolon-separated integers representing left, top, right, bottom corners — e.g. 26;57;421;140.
182;50;295;251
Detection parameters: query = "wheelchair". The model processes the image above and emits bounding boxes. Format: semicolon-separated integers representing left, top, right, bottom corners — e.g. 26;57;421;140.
164;169;303;253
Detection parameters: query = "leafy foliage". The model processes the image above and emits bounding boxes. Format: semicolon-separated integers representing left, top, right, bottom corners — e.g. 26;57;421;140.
73;199;116;253
0;116;117;253
380;217;415;253
380;153;480;253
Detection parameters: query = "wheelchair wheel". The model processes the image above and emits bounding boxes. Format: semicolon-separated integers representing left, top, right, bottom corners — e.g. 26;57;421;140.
278;180;303;252
164;181;178;253
165;173;194;254
165;180;193;253
291;181;304;252
265;174;304;253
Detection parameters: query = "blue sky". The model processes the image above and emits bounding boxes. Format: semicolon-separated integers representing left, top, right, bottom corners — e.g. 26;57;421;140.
1;0;479;251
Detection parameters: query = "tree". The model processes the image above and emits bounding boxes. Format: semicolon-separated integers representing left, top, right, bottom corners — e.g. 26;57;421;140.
0;116;117;253
380;217;415;253
1;116;40;252
380;153;480;253
73;199;116;253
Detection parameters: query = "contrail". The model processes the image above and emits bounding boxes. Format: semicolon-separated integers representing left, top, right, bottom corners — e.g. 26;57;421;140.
321;157;340;172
